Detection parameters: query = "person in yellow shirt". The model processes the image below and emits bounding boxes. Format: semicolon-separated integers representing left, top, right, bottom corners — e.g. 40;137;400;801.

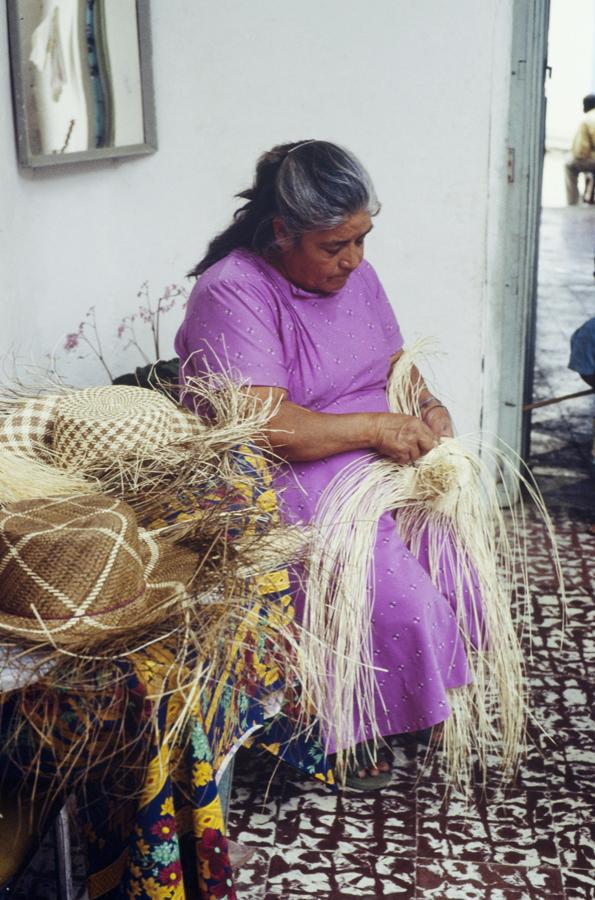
565;93;595;204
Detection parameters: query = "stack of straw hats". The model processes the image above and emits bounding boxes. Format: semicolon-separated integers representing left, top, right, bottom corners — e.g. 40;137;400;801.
0;383;263;652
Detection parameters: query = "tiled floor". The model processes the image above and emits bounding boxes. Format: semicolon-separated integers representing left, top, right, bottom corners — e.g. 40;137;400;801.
227;207;595;899
228;507;594;899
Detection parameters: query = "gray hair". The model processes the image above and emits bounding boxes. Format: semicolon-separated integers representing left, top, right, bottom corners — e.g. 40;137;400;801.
276;140;380;240
190;140;380;276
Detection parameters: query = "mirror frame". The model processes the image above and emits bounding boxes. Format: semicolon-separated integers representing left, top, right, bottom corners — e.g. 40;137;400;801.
6;0;157;168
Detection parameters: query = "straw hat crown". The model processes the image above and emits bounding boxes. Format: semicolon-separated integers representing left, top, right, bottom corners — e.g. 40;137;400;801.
0;385;202;467
0;493;197;647
52;386;201;469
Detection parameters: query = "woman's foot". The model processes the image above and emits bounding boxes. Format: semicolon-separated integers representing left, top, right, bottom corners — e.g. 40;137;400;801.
342;741;393;790
375;743;395;773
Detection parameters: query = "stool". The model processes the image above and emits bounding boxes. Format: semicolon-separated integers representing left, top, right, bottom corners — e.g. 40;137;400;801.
583;172;595;204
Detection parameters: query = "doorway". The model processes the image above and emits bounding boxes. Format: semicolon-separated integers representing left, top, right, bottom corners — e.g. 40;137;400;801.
528;0;595;516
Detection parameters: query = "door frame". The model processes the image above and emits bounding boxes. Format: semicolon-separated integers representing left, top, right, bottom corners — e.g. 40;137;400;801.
482;0;550;489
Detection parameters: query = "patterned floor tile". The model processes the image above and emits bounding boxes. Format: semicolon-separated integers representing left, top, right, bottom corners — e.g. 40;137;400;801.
528;626;594;679
275;771;416;857
541;735;595;795
265;847;416;898
231;847;272;900
415;857;565;898
513;716;595;797
562;866;595;899
549;792;595;872
416;785;559;868
528;592;570;630
227;750;286;847
528;675;593;735
484;741;551;794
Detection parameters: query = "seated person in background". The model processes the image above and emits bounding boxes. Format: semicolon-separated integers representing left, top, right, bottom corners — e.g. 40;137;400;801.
569;316;595;389
569;317;595;526
565;94;595;205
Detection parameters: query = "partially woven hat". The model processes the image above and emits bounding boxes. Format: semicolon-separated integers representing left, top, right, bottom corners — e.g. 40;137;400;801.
0;493;198;648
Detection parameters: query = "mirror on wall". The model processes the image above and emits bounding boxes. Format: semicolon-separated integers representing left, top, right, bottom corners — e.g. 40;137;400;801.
7;0;157;167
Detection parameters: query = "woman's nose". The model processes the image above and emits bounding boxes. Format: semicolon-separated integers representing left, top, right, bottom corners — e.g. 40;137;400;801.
339;244;362;270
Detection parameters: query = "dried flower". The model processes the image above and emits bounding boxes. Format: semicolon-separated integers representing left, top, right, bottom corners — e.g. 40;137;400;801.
64;281;188;380
64;333;80;351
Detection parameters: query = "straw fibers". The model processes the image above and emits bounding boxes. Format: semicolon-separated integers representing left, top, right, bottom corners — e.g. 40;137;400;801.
0;371;307;806
301;342;565;789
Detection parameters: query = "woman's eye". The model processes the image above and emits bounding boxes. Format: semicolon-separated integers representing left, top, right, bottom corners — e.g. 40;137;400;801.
325;247;341;256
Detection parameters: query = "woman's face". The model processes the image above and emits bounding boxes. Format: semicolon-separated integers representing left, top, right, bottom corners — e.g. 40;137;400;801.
273;210;373;294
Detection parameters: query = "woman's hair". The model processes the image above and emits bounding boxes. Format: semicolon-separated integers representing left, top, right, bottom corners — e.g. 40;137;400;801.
189;140;380;277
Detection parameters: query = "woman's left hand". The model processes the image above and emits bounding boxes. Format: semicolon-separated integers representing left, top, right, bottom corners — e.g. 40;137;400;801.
422;403;454;439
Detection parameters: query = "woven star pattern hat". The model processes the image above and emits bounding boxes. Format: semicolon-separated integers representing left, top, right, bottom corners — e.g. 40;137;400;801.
0;385;202;466
52;385;201;469
0;493;199;649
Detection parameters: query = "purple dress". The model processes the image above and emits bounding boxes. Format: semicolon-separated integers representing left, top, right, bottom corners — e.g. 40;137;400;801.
175;249;472;750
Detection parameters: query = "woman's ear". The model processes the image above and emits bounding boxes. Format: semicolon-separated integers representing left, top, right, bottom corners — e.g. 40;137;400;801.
272;217;289;245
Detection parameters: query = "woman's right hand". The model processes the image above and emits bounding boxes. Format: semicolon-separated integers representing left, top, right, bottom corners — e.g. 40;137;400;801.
369;413;437;465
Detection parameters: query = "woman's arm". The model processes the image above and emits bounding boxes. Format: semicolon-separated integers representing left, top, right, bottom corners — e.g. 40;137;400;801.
247;386;437;465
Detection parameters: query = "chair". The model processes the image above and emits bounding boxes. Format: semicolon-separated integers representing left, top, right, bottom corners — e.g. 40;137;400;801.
0;653;80;899
0;793;79;899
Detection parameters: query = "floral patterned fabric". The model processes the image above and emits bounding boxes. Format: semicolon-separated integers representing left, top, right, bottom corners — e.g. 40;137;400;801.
0;445;332;899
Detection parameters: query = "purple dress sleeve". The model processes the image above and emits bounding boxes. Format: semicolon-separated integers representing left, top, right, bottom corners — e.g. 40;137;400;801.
175;276;289;389
372;269;404;354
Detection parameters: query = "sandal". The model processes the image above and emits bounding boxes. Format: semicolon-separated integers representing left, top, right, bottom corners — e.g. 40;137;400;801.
342;741;393;791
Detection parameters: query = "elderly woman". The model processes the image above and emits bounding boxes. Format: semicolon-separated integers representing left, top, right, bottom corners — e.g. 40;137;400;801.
175;140;472;789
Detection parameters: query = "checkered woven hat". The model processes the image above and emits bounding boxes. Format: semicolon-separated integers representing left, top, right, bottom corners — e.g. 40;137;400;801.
0;493;198;648
0;385;202;468
0;396;61;459
53;386;201;468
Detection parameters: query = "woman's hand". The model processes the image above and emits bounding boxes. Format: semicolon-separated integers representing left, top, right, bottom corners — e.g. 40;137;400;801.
370;413;437;465
421;402;454;439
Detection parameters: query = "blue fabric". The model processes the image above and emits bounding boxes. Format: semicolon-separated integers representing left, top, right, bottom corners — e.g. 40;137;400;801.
569;317;595;376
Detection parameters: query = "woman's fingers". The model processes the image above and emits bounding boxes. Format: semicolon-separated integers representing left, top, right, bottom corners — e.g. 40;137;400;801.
423;405;454;438
373;413;437;463
417;428;437;454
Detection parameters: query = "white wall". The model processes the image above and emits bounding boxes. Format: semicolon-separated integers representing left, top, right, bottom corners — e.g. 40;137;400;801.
545;0;595;149
0;0;515;436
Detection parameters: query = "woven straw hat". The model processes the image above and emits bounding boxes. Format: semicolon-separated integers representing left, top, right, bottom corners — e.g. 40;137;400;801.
53;386;201;468
0;385;202;466
0;493;199;648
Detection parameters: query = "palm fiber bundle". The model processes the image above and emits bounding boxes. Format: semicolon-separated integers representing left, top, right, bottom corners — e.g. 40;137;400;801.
301;344;565;788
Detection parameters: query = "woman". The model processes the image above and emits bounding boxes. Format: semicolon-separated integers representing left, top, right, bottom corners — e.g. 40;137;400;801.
175;140;472;788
